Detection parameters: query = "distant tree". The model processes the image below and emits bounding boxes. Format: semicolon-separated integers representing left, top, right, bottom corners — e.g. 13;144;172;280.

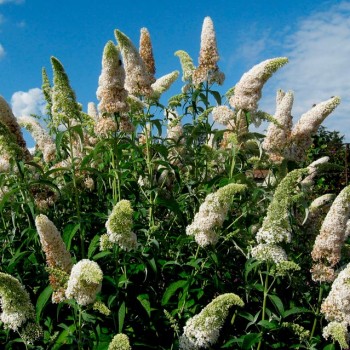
304;125;347;193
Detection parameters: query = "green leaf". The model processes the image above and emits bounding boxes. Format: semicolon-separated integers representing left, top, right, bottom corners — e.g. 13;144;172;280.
242;333;262;350
209;90;222;105
161;280;188;306
93;251;112;260
118;301;126;333
36;285;53;322
284;307;311;318
257;320;278;330
268;294;285;316
52;324;76;350
323;345;336;350
88;235;101;259
55;130;66;155
244;259;261;281
137;294;151;317
62;223;80;251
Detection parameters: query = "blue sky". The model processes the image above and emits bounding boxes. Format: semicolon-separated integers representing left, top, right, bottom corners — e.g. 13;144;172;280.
0;0;350;144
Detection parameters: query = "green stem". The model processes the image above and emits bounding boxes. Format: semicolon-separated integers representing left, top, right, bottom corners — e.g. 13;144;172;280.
257;264;273;350
68;126;85;258
143;119;155;228
77;305;83;350
179;246;201;316
309;284;324;341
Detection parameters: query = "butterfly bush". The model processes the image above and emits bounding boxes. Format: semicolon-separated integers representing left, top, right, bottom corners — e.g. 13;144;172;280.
0;15;347;350
115;29;153;97
179;293;244;349
263;89;294;163
51;56;82;127
139;27;156;80
311;184;350;282
102;199;137;251
0;272;42;344
35;214;72;302
229;57;288;115
186;183;247;247
151;71;179;99
321;262;350;348
174;50;196;82
0;95;31;161
192;16;225;85
251;168;308;264
65;259;103;306
18;116;56;162
108;333;132;350
96;41;129;114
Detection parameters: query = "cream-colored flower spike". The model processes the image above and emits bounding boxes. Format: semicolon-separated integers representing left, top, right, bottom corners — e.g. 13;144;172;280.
0;272;36;331
18;116;56;163
286;96;340;161
115;29;153;97
179;293;244;349
192;17;225;85
0;95;31;161
174;50;196;82
311;184;350;282
320;262;350;348
263;90;294;162
35;214;72;273
108;333;132;350
151;71;179;99
87;102;99;120
139;27;156;80
96;41;129;114
66;259;103;306
186;183;247;247
229;57;288;113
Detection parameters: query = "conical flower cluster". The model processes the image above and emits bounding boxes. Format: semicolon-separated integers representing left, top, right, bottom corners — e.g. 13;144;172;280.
65;259;103;306
151;71;179;99
252;168;308;264
286;96;341;161
263;94;340;163
192;17;225;86
0;95;31;161
35;214;72;302
311;185;350;282
108;333;132;350
51;56;81;127
96;41;129;114
186;183;246;247
229;57;288;114
175;50;195;82
0;272;36;331
139;27;156;81
263;90;293;162
321;262;350;348
102;199;137;251
18;116;56;162
179;293;244;349
115;30;153;97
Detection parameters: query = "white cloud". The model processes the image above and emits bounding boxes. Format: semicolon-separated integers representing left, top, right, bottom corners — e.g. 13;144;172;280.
0;0;24;4
260;1;350;141
11;88;46;117
0;43;5;59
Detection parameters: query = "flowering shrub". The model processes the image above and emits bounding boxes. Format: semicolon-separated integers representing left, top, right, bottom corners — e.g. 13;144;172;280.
0;16;348;350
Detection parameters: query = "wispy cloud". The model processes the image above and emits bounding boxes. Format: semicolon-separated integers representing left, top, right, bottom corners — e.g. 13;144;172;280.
11;88;46;117
259;1;350;141
0;44;5;59
0;0;24;4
